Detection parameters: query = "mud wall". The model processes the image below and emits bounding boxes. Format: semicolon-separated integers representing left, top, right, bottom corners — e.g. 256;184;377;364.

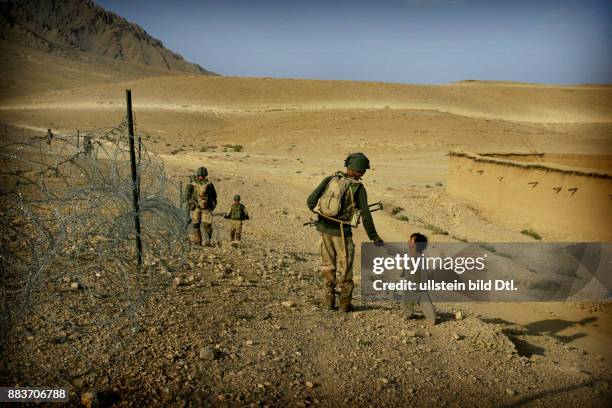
482;153;612;172
447;153;612;241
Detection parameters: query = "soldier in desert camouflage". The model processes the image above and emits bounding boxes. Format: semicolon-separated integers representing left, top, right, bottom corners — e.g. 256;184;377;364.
83;135;93;157
46;128;54;145
224;194;250;244
307;153;384;312
184;167;217;246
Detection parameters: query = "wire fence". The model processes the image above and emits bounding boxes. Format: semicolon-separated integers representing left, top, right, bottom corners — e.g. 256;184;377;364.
0;121;188;389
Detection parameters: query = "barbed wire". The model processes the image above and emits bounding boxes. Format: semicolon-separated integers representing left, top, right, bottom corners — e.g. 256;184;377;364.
0;121;189;389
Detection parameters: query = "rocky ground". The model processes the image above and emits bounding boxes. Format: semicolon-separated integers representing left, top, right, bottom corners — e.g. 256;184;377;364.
1;77;611;406
2;232;611;407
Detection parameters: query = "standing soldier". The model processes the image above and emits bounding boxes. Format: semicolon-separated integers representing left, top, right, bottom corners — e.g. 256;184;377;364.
307;152;384;312
46;128;54;145
83;135;93;157
224;194;250;244
184;167;217;246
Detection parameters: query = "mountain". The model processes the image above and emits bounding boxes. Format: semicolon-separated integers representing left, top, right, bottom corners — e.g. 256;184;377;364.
0;0;214;75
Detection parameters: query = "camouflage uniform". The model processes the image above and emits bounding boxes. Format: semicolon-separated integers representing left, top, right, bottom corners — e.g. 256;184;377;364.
46;129;53;145
224;195;250;242
184;168;217;245
306;153;383;312
83;135;93;157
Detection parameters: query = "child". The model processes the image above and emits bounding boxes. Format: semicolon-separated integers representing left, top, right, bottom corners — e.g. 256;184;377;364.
224;194;250;244
404;232;437;325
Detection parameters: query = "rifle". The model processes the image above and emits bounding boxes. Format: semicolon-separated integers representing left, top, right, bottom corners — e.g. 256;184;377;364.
303;201;383;227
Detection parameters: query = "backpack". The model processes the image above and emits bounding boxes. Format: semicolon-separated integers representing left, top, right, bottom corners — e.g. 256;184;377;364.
229;204;243;220
316;173;361;220
193;181;210;209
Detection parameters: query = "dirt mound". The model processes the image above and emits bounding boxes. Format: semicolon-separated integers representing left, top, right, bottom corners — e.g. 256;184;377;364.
4;75;611;124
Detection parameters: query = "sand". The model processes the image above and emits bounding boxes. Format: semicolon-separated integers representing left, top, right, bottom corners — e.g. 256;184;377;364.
1;64;611;404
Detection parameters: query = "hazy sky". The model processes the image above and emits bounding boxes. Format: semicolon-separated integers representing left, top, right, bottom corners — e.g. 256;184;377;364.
97;0;612;84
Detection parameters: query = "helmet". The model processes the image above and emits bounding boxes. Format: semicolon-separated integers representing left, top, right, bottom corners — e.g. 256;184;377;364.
233;194;241;201
344;152;370;172
196;167;208;177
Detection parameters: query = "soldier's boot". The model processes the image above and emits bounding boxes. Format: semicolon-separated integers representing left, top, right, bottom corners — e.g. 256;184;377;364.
235;231;241;242
322;269;337;310
324;288;336;310
230;230;235;242
338;280;355;313
190;223;202;245
202;223;213;246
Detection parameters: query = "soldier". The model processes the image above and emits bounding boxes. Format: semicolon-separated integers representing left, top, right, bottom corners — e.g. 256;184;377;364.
184;167;217;246
83;135;93;157
224;194;250;244
307;152;384;312
46;128;54;145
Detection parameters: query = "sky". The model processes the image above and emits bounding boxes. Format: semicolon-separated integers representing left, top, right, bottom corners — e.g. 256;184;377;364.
96;0;612;84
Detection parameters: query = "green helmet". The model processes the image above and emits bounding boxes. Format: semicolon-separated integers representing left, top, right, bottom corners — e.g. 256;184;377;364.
233;194;241;201
345;152;370;172
196;167;208;177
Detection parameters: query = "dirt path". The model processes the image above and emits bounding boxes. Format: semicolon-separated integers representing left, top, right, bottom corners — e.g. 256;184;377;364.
2;97;611;405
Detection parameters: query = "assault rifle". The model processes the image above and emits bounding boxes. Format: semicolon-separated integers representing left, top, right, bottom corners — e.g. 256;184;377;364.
303;201;383;227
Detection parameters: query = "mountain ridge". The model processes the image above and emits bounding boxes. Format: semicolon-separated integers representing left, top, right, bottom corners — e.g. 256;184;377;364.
0;0;215;75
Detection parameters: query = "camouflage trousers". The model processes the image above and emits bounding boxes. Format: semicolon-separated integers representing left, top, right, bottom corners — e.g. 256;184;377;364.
230;220;243;242
190;208;213;244
320;233;355;307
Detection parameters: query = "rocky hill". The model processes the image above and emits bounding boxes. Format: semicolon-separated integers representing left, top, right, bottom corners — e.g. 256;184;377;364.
0;0;214;75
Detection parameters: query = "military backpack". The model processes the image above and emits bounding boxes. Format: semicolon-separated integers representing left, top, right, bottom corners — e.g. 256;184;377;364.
316;172;361;221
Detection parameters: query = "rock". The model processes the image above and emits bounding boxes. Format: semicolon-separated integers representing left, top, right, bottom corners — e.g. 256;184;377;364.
245;340;254;346
281;300;296;308
405;330;417;337
505;388;516;397
452;333;463;341
305;381;315;389
199;347;216;361
455;310;463;320
81;390;98;408
380;378;389;384
70;282;81;290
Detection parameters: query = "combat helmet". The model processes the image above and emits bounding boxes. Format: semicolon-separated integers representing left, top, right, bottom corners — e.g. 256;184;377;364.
233;194;241;201
344;152;370;172
196;167;208;177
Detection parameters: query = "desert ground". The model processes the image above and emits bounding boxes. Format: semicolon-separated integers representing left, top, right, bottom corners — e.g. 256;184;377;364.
1;73;611;406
